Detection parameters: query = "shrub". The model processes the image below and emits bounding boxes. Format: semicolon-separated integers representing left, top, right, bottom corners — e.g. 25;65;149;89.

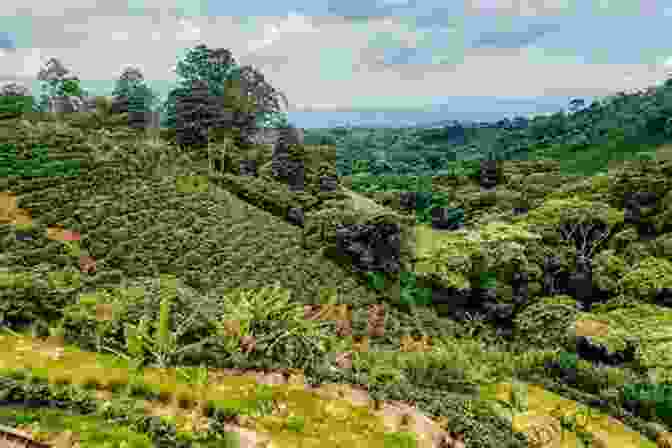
94;96;113;119
0;95;35;120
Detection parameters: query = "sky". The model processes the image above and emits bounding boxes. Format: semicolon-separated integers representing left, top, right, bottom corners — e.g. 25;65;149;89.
1;0;672;129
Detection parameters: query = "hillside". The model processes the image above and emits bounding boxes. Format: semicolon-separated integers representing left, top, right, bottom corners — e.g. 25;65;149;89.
0;104;671;448
302;83;672;181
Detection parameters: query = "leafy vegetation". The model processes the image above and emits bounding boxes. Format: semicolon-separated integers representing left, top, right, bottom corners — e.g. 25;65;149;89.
0;95;36;120
0;52;671;448
158;44;289;148
303;84;672;180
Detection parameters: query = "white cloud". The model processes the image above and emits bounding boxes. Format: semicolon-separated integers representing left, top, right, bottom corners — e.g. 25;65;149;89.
2;48;46;78
2;0;190;18
247;24;280;53
283;12;318;33
0;11;668;113
244;12;318;56
176;18;201;41
110;31;130;42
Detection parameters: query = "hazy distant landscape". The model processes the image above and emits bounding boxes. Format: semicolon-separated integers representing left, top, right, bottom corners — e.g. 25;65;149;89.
283;95;601;130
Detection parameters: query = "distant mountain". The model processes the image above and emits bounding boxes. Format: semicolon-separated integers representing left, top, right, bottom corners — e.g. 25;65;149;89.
414;119;465;129
415;119;503;129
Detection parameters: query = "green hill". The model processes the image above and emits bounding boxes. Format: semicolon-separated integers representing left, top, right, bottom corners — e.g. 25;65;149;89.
0;104;671;448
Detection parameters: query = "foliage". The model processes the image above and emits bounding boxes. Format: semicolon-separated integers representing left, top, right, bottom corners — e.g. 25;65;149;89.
306;81;672;180
217;74;262;146
208;281;337;369
160;44;240;130
514;195;625;259
58;78;85;97
160;44;291;141
111;66;145;99
414;193;457;226
0;95;35;119
0;142;82;177
93;96;113;119
108;67;161;131
127;84;158;127
174;45;239;98
229;64;290;129
34;57;88;113
396;271;433;307
159;86;191;130
513;295;580;350
39;76;84;99
591;249;629;293
92;276;228;369
414;220;541;291
4;48;672;448
618;256;672;301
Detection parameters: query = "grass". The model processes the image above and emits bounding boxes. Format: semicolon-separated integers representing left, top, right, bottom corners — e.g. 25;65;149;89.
0;405;156;448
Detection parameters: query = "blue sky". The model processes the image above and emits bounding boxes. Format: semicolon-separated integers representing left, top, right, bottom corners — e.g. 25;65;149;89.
1;0;671;128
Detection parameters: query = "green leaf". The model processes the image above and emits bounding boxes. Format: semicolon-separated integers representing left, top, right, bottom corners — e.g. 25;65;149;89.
366;271;386;290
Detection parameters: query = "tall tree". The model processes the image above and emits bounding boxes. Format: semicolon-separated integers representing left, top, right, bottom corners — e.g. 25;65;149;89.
111;66;159;115
37;58;70;83
160;45;241;130
175;45;239;97
521;196;624;262
161;44;291;134
111;66;146;99
218;74;262;146
127;83;160;129
231;64;289;128
174;79;226;149
160;86;191;129
35;57;88;112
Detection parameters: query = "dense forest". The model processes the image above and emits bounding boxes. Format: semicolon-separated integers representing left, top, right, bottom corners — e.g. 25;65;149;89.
301;80;672;180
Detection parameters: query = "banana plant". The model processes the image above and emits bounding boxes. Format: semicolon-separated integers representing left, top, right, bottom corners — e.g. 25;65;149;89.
489;380;529;428
213;282;335;368
176;363;209;386
101;274;224;369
